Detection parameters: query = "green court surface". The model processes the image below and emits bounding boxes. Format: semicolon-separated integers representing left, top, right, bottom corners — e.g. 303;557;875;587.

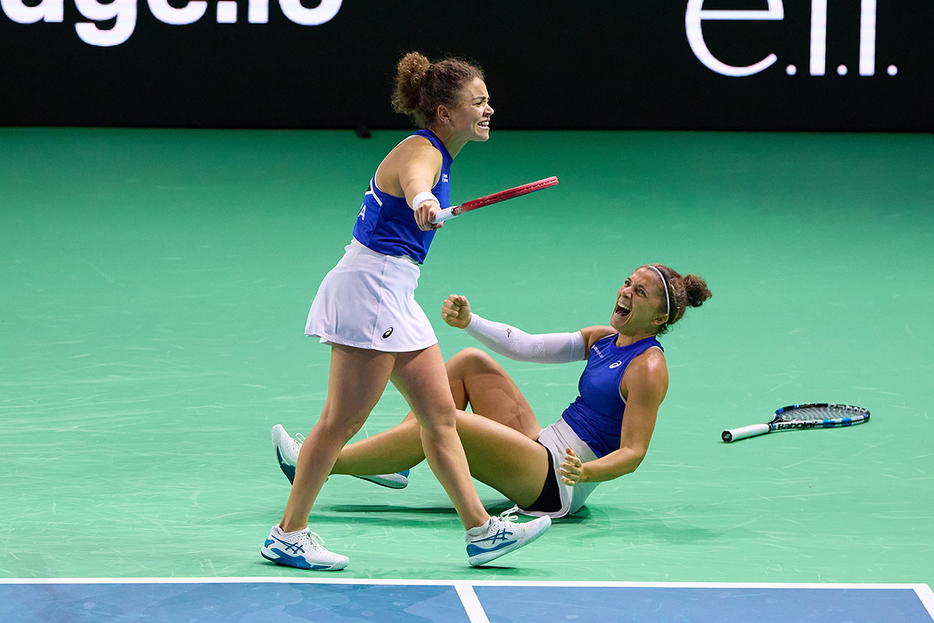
0;128;931;587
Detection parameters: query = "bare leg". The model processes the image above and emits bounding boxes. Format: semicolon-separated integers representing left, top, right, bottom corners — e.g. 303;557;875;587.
446;348;542;439
333;344;541;475
440;349;550;505
332;417;426;475
279;344;394;533
395;347;542;437
390;344;489;530
455;411;550;508
334;409;550;509
329;346;549;508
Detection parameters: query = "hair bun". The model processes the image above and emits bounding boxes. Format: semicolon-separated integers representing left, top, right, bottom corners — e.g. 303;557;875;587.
682;275;712;308
392;52;431;114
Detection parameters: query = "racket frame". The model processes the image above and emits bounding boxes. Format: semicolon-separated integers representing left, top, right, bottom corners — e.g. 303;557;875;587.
432;176;558;223
722;403;870;443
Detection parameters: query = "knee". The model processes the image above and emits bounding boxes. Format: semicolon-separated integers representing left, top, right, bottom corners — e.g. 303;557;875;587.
417;410;459;441
316;409;368;444
446;347;497;377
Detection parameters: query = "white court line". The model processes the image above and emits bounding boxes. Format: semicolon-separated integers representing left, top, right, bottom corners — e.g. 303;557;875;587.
454;581;491;623
1;578;929;587
917;584;934;619
0;578;931;592
1;578;929;591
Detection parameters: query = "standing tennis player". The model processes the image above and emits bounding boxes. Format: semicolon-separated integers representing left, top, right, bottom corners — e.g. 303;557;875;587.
261;52;550;570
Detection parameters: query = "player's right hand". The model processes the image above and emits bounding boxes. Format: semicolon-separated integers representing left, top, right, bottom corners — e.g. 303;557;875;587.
441;294;471;329
414;200;443;231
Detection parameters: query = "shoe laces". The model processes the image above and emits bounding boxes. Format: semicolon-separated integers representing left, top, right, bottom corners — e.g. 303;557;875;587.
301;529;328;552
496;505;520;524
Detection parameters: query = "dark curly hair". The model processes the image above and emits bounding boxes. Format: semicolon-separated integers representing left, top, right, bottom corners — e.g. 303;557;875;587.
391;52;485;128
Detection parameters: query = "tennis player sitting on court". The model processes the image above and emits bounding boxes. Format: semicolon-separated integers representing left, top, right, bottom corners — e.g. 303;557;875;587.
261;52;551;571
273;265;711;520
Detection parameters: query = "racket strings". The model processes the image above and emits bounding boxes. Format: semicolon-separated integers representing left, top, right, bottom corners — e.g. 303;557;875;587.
778;405;868;422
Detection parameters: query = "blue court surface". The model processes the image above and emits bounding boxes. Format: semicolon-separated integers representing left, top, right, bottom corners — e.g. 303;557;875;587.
1;579;932;623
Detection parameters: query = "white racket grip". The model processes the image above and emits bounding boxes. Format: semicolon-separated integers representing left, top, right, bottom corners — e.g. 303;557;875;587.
722;423;771;443
431;207;456;224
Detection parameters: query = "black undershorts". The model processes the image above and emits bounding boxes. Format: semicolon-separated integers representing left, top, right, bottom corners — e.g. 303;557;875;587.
518;441;562;514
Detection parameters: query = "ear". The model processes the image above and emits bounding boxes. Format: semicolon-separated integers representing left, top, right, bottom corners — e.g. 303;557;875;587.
436;104;452;124
652;313;669;327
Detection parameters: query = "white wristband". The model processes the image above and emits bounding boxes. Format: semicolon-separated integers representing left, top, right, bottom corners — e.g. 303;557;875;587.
412;191;437;211
465;314;586;364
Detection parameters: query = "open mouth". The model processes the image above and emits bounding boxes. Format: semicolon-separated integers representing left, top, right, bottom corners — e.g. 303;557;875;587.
478;120;490;129
614;303;631;319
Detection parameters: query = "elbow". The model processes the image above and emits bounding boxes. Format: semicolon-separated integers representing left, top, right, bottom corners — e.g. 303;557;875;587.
602;450;647;482
584;447;649;483
624;447;648;475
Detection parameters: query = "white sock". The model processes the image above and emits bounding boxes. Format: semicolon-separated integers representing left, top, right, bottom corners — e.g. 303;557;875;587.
275;525;304;537
466;518;494;535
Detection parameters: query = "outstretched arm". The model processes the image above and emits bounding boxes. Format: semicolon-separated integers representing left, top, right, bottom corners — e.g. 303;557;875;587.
441;294;587;364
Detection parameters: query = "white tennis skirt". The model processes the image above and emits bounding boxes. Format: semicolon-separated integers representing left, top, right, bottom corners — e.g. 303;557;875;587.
519;418;600;519
305;238;438;352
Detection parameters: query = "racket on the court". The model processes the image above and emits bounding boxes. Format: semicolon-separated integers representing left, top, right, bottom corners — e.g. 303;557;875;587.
431;176;558;223
721;403;870;443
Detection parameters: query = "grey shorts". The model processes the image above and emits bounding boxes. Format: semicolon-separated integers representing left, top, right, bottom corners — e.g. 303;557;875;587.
519;418;600;518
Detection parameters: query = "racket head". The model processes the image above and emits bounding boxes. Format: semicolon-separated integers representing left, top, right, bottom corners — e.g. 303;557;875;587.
772;403;870;423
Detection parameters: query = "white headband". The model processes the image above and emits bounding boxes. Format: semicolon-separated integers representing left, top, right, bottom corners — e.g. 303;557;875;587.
647;265;671;320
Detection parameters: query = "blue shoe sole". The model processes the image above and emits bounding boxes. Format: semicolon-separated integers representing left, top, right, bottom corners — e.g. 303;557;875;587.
276;447;296;484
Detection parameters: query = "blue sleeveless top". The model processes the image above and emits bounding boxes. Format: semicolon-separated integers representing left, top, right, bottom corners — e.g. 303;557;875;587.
561;334;663;458
352;129;452;264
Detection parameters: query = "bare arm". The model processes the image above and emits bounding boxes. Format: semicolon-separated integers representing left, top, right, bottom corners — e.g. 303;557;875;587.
561;350;668;484
375;137;444;231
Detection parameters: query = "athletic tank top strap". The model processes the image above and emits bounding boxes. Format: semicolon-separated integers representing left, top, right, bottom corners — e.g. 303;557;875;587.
561;334;663;458
351;129;452;264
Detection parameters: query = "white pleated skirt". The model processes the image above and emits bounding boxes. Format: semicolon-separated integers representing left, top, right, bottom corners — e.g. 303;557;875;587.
305;239;438;352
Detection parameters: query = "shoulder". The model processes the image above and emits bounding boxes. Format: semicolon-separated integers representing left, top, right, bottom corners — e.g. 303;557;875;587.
622;347;668;403
580;325;616;354
388;134;442;163
379;135;444;192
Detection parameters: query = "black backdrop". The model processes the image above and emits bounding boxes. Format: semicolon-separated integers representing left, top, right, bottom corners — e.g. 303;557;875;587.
1;0;931;130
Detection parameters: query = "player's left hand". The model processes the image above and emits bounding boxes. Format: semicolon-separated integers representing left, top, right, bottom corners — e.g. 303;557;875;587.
558;448;583;486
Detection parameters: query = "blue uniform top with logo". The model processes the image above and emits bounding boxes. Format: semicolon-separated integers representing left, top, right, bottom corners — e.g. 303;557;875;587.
561;334;663;458
352;129;452;265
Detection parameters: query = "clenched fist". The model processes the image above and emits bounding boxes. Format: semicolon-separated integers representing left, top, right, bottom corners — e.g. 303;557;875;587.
441;294;472;329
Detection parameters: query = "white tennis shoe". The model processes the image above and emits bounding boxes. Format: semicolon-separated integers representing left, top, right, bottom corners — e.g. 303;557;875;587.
261;525;349;571
353;470;410;489
271;424;409;488
465;506;551;567
272;424;302;483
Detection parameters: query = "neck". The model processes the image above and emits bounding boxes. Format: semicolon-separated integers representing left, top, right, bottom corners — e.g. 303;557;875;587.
425;123;467;158
614;330;657;347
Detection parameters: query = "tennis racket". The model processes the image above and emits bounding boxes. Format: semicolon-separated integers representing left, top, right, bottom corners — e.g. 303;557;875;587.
721;403;870;443
431;176;558;224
